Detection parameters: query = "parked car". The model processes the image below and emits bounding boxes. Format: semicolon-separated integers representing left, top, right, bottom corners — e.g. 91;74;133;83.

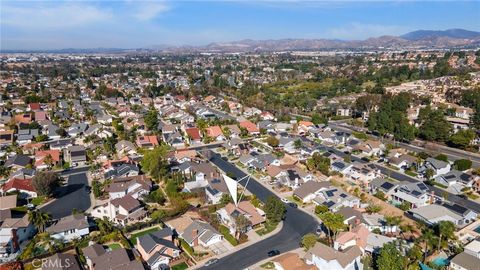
268;250;280;257
288;202;298;208
205;258;219;267
281;198;290;204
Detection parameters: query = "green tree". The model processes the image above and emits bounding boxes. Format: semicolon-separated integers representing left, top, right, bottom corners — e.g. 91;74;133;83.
418;107;452;142
140;145;170;180
318;212;345;246
294;139;303;149
264;196;286;224
314;204;329;214
435;221;456;251
306;152;330;175
28;210;51;233
234;214;252;239
435;154;449;162
448;129;475;149
454;159;472;171
377;243;405;270
144;107;159;131
266;136;279;147
366;203;382;214
301;233;318;250
31;171;61;196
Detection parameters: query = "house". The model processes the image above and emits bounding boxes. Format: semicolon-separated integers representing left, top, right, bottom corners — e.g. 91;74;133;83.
41;253;82;270
1;178;37;198
272;252;316;270
0;215;35;255
205;177;229;204
434;170;474;194
104;175;152;200
450;251;480;270
136;135;159;149
293;181;330;203
330;160;353;174
334;224;369;251
205;126;225;141
185;127;202;144
409;203;477;227
419;157;451;178
82;244;106;269
305;242;363;270
313;187;361;212
104;163;140;179
88;247;144;270
16;129;39;145
391;182;432;209
136;228;180;270
67;123;88;137
64;145;87;166
163;132;185;148
275;167;314;189
115;140;137;157
352;140;384;157
362;213;398;233
344;162;381;186
91;195;146;225
388;154;417;170
239;120;260;135
217;201;266;234
464;239;480;259
0;195;16;211
4;154;32;170
0;130;14;146
224;124;242;138
45;214;90;242
35;150;61;169
368;178;398;200
181;220;223;248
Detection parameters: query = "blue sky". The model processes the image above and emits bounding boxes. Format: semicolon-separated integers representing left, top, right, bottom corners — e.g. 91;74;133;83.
1;0;479;50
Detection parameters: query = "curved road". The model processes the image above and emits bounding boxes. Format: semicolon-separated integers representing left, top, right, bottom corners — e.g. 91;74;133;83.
200;150;319;270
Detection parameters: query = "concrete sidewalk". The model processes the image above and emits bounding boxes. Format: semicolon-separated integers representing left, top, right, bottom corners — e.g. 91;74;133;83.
191;221;284;269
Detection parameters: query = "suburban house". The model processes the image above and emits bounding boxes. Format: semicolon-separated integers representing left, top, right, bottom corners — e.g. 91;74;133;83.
239;120;260;135
305;242;363;270
293;181;331;203
217;201;266;234
41;253;82;270
85;246;145;270
391;182;432;208
136;228;181;270
4;154;32;170
434;170;475;194
34;149;61;169
369;178;399;200
419;157;451;178
352;140;385;157
1;178;37;198
180;220;223;248
387;154;417;170
104;175;152;200
64;145;87;166
0;215;35;255
450;251;480;270
272;252;316;270
409;203;477;227
344;163;381;186
45;214;90;241
205;126;225;141
185;127;202;144
115;140;137;157
91;195;146;225
313;187;361;212
334;224;369;251
136;135;159;149
362;213;399;233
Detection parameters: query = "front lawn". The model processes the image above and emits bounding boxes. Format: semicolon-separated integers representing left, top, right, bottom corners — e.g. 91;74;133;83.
260;262;275;269
219;225;238;246
129;226;161;244
31;196;47;206
171;262;189;270
256;222;278;236
107;243;121;250
405;170;417;177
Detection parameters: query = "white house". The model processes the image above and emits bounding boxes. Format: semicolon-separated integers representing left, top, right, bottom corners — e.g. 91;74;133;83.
305;242;363;270
46;215;90;242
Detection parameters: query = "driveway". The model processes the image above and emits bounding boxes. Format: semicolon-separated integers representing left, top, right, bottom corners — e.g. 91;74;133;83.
210;240;234;255
41;172;91;219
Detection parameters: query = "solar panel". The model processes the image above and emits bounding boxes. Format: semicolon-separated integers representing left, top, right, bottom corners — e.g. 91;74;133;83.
340;193;347;198
411;190;422;196
444;175;456;180
418;183;428;190
381;182;394;190
326;191;334;197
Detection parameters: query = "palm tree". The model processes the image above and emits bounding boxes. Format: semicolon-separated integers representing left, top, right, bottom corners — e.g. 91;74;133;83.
319;212;345;246
436;221;456;251
418;228;437;262
28;210;51;233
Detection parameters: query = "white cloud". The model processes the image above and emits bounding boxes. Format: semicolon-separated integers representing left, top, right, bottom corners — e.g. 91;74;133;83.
1;2;114;29
130;1;170;21
326;23;407;40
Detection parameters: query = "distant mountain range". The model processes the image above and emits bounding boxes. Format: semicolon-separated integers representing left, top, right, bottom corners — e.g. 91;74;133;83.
2;29;480;54
157;29;480;53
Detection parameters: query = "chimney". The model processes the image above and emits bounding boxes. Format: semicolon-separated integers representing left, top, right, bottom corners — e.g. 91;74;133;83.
11;229;19;252
192;229;199;246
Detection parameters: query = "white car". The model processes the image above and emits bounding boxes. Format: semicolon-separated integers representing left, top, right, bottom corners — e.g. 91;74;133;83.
281;198;290;204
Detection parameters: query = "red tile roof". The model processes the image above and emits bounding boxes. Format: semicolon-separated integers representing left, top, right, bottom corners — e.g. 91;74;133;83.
1;178;36;193
185;128;202;140
239;121;259;133
205;126;223;138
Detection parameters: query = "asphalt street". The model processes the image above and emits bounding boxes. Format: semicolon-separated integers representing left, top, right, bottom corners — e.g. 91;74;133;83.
41;172;91;219
199;150;319;270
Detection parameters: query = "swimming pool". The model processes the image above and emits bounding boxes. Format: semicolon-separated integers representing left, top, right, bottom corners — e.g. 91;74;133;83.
432;256;449;267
